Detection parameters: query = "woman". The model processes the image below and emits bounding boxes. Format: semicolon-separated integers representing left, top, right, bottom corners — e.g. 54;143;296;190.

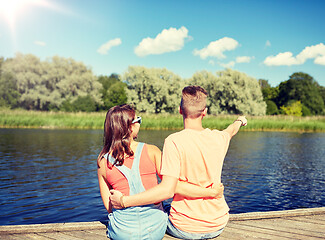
97;104;222;240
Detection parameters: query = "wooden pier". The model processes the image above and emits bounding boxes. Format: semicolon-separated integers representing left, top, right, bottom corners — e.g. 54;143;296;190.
1;207;324;239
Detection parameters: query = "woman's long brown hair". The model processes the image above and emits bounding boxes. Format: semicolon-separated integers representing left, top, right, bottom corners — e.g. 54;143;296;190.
97;104;135;168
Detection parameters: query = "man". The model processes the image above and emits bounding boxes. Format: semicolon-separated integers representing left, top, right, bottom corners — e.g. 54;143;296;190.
110;85;247;239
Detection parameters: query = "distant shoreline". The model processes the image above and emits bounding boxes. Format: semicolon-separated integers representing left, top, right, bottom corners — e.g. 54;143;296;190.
1;109;325;132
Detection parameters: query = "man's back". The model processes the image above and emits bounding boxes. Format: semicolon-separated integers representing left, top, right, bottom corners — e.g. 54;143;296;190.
160;128;231;233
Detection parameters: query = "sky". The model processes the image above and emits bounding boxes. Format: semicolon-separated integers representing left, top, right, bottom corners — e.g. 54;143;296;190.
0;0;324;87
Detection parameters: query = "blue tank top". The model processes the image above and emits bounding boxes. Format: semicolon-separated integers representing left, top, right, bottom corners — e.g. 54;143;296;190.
105;142;168;240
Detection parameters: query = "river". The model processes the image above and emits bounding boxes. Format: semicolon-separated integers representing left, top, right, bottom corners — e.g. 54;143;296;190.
0;128;324;225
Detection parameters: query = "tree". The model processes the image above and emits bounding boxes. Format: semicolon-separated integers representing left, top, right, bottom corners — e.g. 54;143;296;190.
257;78;280;115
123;66;185;113
319;85;325;114
189;69;266;115
277;72;324;115
301;104;312;116
104;82;127;110
0;72;20;108
98;74;119;95
1;53;102;111
261;86;279;102
266;100;279;115
258;79;271;89
0;57;20;108
71;95;97;112
280;100;303;116
98;74;127;110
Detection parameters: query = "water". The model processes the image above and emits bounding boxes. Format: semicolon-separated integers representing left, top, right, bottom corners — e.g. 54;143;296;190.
0;128;324;225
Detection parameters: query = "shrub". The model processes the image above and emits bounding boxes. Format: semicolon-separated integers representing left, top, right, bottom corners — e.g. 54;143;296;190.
266;100;279;115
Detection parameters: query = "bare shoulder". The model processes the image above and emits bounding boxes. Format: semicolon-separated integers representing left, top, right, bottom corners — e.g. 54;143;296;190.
97;157;107;175
146;143;161;155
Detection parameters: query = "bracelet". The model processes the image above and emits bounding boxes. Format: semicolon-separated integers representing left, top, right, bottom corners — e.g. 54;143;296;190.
234;119;244;126
120;195;125;208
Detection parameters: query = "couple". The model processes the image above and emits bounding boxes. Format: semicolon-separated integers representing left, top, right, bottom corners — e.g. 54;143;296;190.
97;85;247;240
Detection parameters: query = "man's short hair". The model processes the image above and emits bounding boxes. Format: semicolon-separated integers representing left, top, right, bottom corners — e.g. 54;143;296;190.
180;86;208;118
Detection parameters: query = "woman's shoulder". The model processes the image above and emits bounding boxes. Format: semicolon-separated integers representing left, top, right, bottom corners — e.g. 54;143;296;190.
144;143;161;154
97;155;107;174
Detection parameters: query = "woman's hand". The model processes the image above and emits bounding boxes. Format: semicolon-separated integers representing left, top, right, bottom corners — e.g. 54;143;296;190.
212;183;224;198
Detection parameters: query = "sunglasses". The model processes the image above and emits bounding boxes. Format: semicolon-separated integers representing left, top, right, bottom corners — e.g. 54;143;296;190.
132;116;142;124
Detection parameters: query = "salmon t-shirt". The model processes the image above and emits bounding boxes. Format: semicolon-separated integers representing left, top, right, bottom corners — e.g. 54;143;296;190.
160;128;231;233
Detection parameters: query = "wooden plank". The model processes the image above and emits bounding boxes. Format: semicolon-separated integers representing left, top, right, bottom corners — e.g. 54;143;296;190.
0;234;24;240
84;229;107;236
279;218;325;233
218;227;269;240
163;234;179;239
38;231;82;240
311;215;325;220
217;225;271;239
303;215;325;222
228;220;310;240
230;207;325;221
84;229;109;239
26;233;54;240
218;230;251;240
162;227;261;240
217;223;247;240
0;233;53;240
63;230;108;240
286;215;325;225
236;218;325;238
1;208;325;239
0;222;106;234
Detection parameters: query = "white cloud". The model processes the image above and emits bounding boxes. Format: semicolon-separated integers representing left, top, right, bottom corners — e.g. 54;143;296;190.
193;37;239;59
236;56;252;63
220;61;235;68
314;55;325;65
34;41;46;46
265;40;271;47
296;43;325;63
97;38;122;55
218;56;252;68
264;43;325;66
264;52;299;66
134;26;189;57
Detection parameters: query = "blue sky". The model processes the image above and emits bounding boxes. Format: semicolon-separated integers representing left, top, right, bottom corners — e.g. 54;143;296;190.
0;0;324;86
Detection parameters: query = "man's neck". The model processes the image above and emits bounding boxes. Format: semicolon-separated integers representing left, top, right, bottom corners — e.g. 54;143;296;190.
183;117;204;131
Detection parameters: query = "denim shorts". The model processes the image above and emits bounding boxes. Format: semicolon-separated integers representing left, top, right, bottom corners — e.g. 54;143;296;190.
166;218;224;240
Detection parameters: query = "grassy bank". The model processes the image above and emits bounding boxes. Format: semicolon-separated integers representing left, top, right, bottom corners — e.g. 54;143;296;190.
1;109;325;132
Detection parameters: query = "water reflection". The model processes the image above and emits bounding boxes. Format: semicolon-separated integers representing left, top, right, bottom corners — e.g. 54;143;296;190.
0;129;324;225
224;132;325;213
0;128;103;225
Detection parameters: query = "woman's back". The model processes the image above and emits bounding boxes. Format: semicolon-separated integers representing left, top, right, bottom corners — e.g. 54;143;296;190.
105;143;158;196
104;142;167;240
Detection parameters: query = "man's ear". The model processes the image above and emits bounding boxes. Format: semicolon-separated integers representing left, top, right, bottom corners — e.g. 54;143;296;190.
179;106;182;115
202;107;207;117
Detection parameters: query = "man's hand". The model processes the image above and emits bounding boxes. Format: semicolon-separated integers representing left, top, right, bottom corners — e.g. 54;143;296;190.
212;183;224;198
109;190;124;209
237;116;247;127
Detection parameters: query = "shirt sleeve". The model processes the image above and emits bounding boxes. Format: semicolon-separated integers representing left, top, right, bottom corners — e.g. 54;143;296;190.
220;130;231;154
214;130;231;155
160;137;181;178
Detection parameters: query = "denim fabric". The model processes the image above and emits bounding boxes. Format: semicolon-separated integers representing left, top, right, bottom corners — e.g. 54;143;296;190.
106;143;168;240
166;219;224;240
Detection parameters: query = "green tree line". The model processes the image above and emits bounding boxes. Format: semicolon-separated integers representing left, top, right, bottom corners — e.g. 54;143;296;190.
0;53;126;112
0;53;324;115
259;72;325;116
